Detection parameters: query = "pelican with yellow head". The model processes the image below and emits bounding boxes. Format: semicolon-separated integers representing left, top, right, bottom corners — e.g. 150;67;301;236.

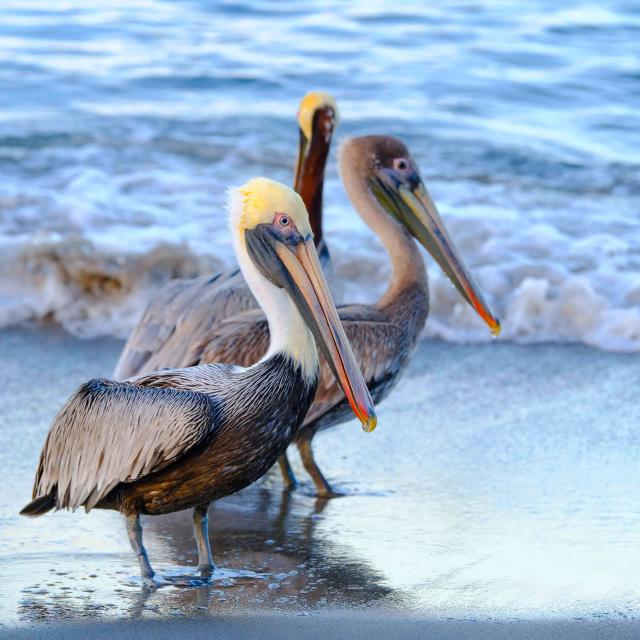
21;178;375;587
113;91;339;380
197;137;500;497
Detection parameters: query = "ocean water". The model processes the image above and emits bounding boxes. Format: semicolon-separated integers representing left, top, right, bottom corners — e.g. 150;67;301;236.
0;0;638;350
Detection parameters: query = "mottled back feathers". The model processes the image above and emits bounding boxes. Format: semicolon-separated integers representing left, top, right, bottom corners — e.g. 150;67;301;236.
32;378;221;512
114;269;255;379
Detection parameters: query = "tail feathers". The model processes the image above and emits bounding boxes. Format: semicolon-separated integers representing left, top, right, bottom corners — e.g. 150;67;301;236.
20;493;56;517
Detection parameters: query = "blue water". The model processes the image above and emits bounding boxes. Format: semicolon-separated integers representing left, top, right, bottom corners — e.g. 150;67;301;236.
0;0;639;349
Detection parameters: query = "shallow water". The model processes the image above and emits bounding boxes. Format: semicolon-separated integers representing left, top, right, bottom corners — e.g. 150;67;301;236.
0;1;639;349
1;329;639;625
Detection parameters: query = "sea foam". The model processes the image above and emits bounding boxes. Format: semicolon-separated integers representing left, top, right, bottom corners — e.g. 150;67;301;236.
1;211;638;353
0;0;638;352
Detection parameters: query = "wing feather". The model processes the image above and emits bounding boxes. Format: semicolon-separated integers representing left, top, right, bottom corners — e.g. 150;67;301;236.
114;270;256;378
304;310;404;426
114;277;197;378
33;378;219;511
191;309;270;367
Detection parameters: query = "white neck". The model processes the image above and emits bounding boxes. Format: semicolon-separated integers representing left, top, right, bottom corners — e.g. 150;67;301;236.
229;211;319;382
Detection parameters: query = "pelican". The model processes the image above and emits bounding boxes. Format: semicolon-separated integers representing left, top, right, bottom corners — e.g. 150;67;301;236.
20;178;376;587
188;136;500;496
113;91;338;379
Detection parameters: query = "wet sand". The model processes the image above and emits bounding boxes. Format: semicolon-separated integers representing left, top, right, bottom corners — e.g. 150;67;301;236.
0;328;638;637
2;614;639;640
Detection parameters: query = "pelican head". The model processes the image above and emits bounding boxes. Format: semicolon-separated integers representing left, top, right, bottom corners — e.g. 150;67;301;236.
294;91;339;193
342;136;500;336
230;177;376;432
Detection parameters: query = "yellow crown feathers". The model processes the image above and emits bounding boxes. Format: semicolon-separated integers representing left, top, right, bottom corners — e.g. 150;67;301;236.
231;177;312;235
297;91;339;140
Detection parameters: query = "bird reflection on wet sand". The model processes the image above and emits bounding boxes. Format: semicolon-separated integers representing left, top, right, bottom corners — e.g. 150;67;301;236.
8;331;640;625
17;482;393;622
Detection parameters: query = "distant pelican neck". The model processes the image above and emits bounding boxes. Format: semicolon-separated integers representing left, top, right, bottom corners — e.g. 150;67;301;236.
340;156;427;305
297;129;331;254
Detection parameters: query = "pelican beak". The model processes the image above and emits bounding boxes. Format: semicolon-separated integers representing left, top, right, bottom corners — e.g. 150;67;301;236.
245;228;377;432
370;172;500;335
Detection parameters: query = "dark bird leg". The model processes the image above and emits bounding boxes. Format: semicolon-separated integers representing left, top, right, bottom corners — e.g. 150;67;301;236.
126;514;156;588
277;452;298;490
297;439;343;498
193;505;214;580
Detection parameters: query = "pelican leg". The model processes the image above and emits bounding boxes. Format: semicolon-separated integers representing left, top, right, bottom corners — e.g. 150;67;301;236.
278;452;298;490
297;439;343;498
193;505;214;580
126;514;156;587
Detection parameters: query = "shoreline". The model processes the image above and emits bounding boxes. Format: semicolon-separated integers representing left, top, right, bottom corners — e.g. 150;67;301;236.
3;612;639;640
1;328;639;630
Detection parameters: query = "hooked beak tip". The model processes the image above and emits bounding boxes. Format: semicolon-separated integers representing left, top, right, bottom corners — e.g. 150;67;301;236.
476;305;501;337
478;309;501;337
359;408;377;433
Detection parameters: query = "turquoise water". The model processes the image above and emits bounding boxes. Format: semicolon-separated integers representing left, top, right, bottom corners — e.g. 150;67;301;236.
0;0;639;348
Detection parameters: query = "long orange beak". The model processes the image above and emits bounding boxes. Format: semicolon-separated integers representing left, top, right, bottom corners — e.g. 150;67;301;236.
273;236;377;432
400;183;500;335
370;173;500;335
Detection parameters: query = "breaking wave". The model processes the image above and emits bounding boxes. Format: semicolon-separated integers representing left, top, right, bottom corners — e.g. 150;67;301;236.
0;238;221;339
1;216;638;353
0;0;638;351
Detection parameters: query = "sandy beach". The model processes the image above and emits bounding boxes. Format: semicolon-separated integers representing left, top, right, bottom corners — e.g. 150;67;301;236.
2;614;639;640
1;1;639;638
0;327;638;638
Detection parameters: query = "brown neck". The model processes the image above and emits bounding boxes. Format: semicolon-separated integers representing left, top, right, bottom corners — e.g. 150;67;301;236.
294;116;332;253
340;161;428;310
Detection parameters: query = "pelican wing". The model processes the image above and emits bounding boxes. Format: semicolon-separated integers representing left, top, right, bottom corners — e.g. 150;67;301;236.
190;304;404;426
114;270;256;379
114;277;197;378
33;378;220;511
304;304;404;425
190;308;270;367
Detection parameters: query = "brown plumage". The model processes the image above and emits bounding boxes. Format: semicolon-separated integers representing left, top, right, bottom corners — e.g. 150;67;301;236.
181;136;499;496
29;361;302;516
187;301;419;428
113;93;337;379
20;178;376;587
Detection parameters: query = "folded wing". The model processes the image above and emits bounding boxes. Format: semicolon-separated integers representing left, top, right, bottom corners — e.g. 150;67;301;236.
114;270;256;379
33;379;220;511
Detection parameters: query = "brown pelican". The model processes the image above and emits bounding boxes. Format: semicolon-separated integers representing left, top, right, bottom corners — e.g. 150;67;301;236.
113;91;338;380
189;136;500;496
20;178;376;587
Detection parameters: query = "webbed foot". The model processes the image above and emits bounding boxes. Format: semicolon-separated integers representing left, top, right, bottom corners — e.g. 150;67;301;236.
162;573;211;588
315;486;345;499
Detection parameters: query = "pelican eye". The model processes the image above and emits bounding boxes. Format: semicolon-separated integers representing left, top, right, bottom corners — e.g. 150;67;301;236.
276;213;290;227
393;158;409;171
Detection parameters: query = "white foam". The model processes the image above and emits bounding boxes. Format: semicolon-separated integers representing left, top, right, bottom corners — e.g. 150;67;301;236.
331;207;640;352
0;237;222;339
1;194;639;353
